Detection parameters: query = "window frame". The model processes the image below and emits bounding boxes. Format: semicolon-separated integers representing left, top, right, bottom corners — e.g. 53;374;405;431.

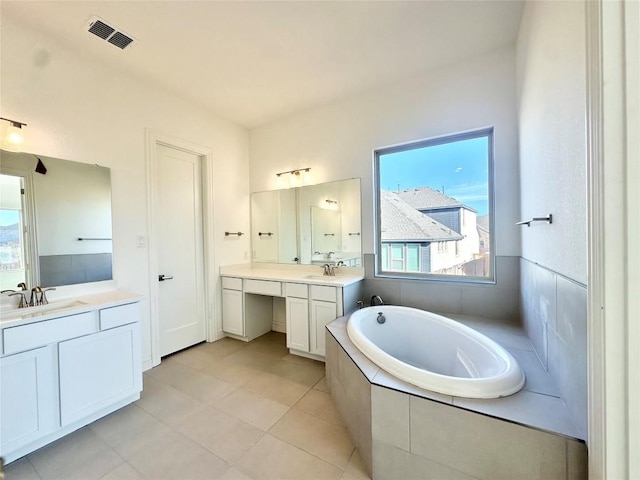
374;128;496;284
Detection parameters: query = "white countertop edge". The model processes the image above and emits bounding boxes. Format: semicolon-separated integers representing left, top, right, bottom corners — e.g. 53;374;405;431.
0;290;143;329
219;264;364;287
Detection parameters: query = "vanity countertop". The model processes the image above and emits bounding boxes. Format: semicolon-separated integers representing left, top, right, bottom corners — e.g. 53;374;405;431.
0;290;142;329
220;264;364;287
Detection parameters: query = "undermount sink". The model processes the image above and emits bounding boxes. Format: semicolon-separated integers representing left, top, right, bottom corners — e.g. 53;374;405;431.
303;275;342;281
2;299;89;319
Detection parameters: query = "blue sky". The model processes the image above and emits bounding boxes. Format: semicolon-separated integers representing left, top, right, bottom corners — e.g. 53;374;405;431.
379;135;490;215
0;210;19;227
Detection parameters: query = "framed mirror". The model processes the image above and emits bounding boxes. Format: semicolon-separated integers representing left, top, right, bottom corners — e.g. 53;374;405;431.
0;150;113;290
250;178;361;266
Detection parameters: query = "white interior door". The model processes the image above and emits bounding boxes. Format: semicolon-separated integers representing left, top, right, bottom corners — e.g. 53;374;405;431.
156;144;206;356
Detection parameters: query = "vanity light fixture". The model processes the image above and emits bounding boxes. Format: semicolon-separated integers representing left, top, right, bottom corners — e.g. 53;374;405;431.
275;167;311;188
0;117;27;152
324;199;339;210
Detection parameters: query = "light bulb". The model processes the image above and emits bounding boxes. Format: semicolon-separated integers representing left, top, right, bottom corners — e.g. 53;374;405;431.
276;174;285;188
289;171;300;187
2;124;25;152
302;169;311;184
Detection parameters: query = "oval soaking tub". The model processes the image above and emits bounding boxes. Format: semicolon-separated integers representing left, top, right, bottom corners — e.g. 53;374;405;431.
346;306;525;398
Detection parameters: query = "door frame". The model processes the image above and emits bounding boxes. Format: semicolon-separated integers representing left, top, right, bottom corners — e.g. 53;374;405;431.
145;129;216;368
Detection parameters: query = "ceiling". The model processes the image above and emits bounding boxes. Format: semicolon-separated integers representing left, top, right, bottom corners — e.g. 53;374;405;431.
1;1;524;129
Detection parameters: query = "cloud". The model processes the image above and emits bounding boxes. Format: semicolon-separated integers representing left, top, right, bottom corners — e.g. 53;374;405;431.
455;167;463;173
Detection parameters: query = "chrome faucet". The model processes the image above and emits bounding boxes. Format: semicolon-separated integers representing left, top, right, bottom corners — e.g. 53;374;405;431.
30;286;43;306
370;295;384;306
322;263;336;276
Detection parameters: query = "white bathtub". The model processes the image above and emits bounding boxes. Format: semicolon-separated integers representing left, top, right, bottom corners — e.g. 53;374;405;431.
346;306;525;399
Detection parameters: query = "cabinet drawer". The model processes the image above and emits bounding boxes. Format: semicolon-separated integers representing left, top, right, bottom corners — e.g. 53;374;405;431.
245;279;282;296
100;302;140;330
3;312;98;355
285;283;308;299
310;285;337;302
222;276;243;291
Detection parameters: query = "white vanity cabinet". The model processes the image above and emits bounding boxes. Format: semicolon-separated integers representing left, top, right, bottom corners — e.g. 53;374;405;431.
221;270;363;360
222;277;244;336
0;346;58;454
285;283;309;352
309;285;339;356
0;293;142;464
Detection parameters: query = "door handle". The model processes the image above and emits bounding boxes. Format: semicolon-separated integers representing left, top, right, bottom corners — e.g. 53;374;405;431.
158;274;174;282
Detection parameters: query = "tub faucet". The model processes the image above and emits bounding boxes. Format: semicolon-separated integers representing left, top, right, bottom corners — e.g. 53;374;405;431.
370;295;384;306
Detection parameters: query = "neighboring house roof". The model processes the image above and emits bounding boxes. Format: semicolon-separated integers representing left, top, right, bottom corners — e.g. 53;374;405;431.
477;214;490;231
397;187;476;212
380;190;463;242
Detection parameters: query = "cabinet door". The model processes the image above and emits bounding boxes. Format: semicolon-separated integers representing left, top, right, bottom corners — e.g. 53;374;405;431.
59;323;142;426
286;296;309;352
0;346;58;455
222;288;244;336
310;300;337;356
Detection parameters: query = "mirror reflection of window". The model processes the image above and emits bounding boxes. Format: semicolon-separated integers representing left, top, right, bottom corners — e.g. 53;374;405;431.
0;174;28;290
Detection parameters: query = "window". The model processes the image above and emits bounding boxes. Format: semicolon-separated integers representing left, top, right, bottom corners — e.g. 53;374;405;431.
375;129;494;281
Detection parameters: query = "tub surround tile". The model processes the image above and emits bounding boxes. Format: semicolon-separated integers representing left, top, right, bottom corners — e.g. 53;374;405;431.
409;396;567;479
520;258;588;440
548;329;588;440
452;389;581;440
449;313;534;351
399;281;463;315
344;449;370;479
371;386;410;451
460;285;520;323
507;347;559;397
373;440;477;480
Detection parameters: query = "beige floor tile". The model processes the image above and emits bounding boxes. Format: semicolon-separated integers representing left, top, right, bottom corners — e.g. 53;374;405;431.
170;345;218;370
196;337;248;359
100;462;143;479
202;360;262;387
177;404;264;463
243;370;310;406
173;370;238;404
144;359;199;387
27;427;123;480
127;429;228;480
223;349;282;372
2;457;40;480
244;335;290;359
235;434;343;480
314;376;330;393
294;388;343;426
268;358;326;387
341;472;368;480
269;409;355;469
218;467;254;480
89;404;173;460
344;449;370;479
214;388;289;431
135;375;206;427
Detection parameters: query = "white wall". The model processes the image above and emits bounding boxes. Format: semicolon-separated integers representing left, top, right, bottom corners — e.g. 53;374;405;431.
249;46;520;260
517;1;587;284
0;15;250;367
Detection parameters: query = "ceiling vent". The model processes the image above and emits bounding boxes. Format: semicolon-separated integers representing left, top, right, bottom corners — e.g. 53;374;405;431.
85;16;135;50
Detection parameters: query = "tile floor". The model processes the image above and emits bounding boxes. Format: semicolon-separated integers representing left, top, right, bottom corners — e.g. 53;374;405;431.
4;332;371;480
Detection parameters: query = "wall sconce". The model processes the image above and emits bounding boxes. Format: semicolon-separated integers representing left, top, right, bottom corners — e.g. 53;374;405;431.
276;167;311;188
0;117;27;152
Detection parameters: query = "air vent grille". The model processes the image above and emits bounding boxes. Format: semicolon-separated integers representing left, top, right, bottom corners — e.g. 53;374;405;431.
108;32;134;49
88;20;115;40
85;16;136;50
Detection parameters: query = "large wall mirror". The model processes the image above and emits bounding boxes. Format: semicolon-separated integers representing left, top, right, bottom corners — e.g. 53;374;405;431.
250;178;361;266
0;150;113;290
